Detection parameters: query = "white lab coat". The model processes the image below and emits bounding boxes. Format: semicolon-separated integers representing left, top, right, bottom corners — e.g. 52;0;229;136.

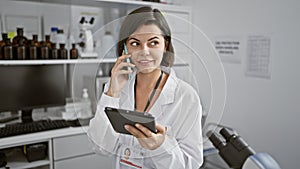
88;66;203;169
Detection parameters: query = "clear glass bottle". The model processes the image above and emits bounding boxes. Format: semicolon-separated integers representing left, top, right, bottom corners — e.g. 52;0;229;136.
70;43;78;59
29;40;37;60
56;29;66;49
50;27;58;47
40;41;49;59
0;33;8;60
17;41;26;60
101;31;115;57
80;88;93;119
3;38;13;60
51;43;58;59
58;43;67;59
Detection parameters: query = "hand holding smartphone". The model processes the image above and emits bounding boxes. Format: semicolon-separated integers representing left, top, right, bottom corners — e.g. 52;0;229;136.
123;43;132;80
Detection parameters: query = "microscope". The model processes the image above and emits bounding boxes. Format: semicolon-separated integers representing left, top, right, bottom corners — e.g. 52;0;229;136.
207;128;281;169
78;16;98;58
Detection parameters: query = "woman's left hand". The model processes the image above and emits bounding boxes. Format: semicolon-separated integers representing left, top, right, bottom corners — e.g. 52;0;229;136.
125;123;166;150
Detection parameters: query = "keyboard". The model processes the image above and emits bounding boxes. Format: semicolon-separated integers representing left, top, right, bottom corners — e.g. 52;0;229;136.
0;119;81;138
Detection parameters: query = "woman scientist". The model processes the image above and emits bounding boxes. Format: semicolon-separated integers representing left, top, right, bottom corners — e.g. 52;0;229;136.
88;6;203;169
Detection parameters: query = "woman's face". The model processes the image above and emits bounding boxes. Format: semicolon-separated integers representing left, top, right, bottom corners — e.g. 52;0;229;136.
126;24;166;74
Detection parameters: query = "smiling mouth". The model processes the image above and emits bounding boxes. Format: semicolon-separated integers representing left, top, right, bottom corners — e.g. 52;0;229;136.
138;60;153;64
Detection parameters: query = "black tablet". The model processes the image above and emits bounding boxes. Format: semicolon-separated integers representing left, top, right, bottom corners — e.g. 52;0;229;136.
104;107;156;135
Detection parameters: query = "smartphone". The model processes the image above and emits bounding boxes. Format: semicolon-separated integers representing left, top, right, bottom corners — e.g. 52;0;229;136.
123;43;132;80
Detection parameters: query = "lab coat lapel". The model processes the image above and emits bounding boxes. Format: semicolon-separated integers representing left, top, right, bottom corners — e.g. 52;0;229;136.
119;67;178;117
120;74;136;111
150;67;178;118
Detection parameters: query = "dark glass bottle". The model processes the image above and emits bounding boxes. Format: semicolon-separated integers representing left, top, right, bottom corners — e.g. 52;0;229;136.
3;38;13;60
0;33;7;45
13;28;28;60
17;41;26;60
45;35;52;49
40;41;49;59
51;43;58;59
70;43;78;59
32;34;40;47
58;43;67;59
29;40;37;60
0;33;8;60
13;28;28;47
32;34;41;59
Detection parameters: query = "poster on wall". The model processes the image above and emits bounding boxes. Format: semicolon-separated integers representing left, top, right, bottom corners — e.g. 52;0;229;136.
245;35;271;79
0;15;2;34
214;36;242;64
4;14;41;38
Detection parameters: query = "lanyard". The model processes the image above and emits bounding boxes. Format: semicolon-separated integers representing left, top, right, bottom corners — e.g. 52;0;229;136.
134;70;163;112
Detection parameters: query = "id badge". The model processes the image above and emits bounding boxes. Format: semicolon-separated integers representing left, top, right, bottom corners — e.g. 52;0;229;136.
119;145;144;169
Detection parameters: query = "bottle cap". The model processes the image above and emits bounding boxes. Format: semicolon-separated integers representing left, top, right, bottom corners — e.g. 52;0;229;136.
57;29;64;34
2;33;8;39
83;88;89;98
17;27;24;31
16;28;24;35
51;43;56;48
33;34;38;40
51;27;58;32
45;35;50;40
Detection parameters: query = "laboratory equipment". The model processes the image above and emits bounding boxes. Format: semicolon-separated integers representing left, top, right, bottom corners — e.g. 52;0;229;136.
78;16;97;58
0;119;79;138
0;64;66;123
207;128;281;169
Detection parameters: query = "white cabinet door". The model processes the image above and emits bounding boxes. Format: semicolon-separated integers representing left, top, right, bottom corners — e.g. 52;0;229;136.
53;134;94;160
54;153;113;169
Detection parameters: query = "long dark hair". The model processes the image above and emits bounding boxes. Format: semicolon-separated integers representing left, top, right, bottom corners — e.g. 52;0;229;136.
117;6;174;67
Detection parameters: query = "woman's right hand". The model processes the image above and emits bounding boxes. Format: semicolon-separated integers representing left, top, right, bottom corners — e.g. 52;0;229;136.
106;54;135;98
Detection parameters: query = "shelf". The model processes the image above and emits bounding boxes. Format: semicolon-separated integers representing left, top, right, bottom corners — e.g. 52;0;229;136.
8;158;49;169
0;58;117;65
5;148;50;169
0;127;88;149
14;0;180;9
95;0;174;7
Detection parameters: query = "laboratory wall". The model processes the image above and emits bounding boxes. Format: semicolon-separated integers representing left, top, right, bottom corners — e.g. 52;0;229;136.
189;0;300;168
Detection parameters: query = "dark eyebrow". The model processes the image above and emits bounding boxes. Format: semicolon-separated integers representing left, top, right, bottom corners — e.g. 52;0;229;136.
128;37;140;42
148;36;160;41
128;36;160;42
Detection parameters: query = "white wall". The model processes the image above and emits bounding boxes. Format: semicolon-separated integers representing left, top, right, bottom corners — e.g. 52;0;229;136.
190;0;300;168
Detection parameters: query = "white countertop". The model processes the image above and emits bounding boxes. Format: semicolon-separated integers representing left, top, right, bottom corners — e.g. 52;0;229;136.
0;126;89;149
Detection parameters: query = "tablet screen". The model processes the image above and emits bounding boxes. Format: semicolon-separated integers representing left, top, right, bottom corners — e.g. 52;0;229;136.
104;107;156;135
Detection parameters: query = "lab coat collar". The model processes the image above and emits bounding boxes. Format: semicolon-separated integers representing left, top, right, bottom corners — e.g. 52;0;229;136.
120;70;137;110
120;66;178;114
159;66;178;105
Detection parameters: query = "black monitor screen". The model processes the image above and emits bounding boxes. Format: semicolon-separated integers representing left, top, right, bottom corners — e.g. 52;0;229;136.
0;64;66;112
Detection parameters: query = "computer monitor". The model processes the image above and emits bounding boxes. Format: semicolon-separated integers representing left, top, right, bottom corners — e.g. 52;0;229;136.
0;64;66;122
